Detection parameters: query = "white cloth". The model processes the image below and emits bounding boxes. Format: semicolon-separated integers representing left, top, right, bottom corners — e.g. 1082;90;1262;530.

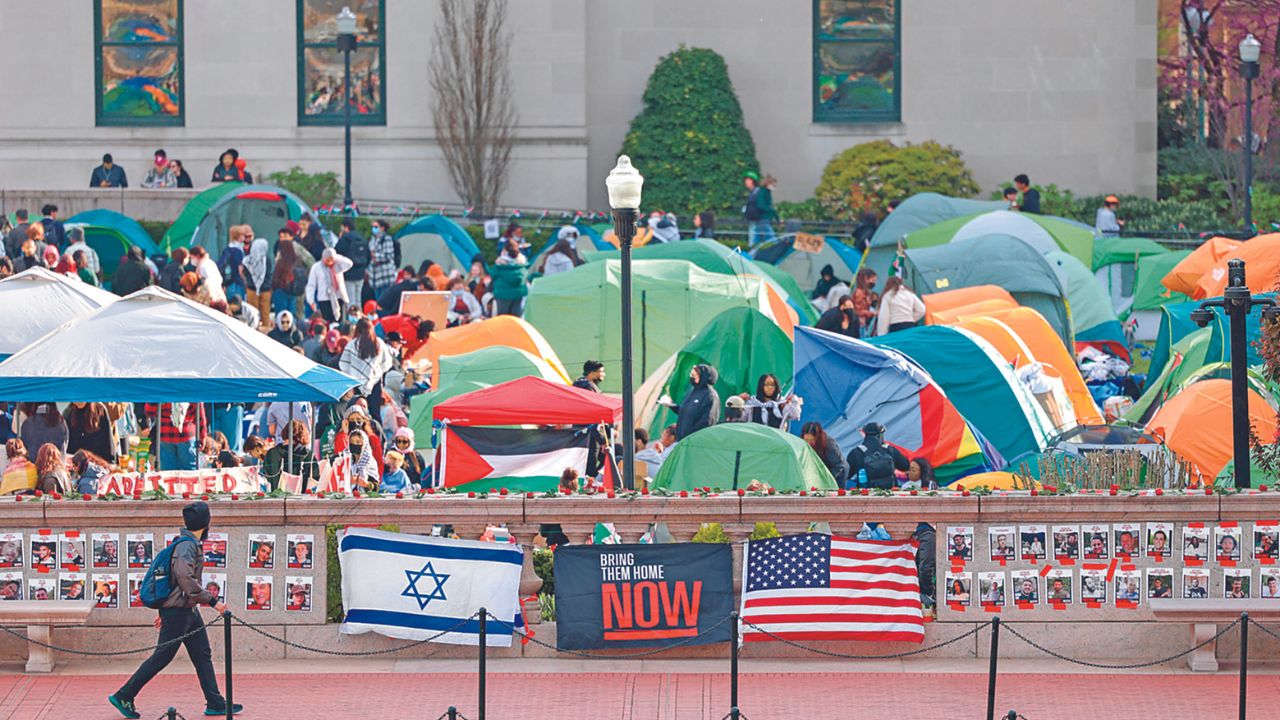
875;287;926;336
65;241;100;275
340;337;396;395
305;252;353;307
542;252;575;276
244;238;269;291
195;255;225;303
235;302;260;330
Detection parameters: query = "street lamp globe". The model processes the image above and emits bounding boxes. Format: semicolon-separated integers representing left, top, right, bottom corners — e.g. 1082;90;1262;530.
1240;33;1261;63
336;6;357;36
606;156;644;210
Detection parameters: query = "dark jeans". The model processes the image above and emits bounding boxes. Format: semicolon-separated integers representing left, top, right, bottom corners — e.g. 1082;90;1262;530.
117;607;224;708
495;297;524;317
888;321;916;333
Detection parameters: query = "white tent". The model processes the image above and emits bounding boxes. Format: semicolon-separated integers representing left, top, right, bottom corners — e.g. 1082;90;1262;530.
0;267;117;360
0;287;357;402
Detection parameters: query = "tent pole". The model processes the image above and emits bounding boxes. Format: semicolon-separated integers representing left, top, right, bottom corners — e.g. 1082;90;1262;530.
154;403;161;472
307;411;315;493
288;404;294;477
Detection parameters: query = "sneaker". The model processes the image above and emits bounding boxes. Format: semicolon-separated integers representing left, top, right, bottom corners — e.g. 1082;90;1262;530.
108;694;141;720
204;703;244;716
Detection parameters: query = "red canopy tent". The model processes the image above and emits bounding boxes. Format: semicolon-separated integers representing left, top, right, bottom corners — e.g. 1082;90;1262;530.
432;376;623;427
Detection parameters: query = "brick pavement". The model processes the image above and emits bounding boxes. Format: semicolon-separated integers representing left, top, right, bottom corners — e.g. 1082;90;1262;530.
2;670;1279;719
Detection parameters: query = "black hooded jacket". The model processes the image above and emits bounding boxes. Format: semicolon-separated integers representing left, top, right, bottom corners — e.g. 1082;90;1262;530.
673;363;719;440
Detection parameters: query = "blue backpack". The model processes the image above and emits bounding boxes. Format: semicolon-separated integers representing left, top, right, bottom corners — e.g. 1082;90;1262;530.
139;535;195;609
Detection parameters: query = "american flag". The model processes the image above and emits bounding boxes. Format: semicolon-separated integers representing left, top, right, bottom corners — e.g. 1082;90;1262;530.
739;533;924;643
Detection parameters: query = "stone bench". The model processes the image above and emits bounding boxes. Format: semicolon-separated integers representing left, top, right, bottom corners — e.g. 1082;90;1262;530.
0;601;94;672
1148;599;1280;672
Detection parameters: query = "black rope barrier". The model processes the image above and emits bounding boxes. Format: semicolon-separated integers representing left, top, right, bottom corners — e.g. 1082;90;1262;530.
226;611;478;657
740;618;992;660
0;612;223;656
1001;618;1242;670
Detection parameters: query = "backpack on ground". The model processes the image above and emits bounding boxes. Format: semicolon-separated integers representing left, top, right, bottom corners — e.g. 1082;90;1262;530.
138;535;195;609
861;443;895;485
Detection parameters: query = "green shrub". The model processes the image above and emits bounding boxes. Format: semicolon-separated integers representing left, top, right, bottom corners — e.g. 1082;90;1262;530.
326;523;398;623
816;140;979;222
138;220;170;246
691;523;731;543
264;166;341;210
532;547;555;597
619;46;760;217
775;198;832;222
749;522;781;540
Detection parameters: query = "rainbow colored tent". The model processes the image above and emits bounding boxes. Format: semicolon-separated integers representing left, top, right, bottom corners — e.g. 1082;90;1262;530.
794;327;1000;485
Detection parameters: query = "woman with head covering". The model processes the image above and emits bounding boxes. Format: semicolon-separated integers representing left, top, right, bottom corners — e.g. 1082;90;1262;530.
540;226;582;276
390;427;429;488
740;373;800;430
268;311;305;349
240;237;272;331
340;318;395;424
41;244;59;270
344;429;380;490
272;236;308;317
306;247;353;323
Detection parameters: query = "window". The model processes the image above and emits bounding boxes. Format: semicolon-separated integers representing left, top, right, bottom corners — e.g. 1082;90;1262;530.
94;0;184;126
813;0;900;123
297;0;386;126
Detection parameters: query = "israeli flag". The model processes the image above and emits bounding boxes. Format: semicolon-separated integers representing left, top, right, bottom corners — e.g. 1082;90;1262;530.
338;527;524;646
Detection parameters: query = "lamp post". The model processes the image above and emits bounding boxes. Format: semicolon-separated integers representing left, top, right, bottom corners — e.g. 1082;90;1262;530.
1191;259;1275;488
1239;33;1261;232
336;6;358;213
606;156;644;491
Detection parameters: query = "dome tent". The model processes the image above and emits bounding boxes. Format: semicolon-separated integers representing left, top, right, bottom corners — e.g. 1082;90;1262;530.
65;208;160;283
651;423;837;492
0;267;117;360
902;210;1094;270
750;235;861;305
1045;250;1127;361
395;214;484;276
1146;379;1277;481
408;315;570;387
863;192;1006;280
162;184;319;258
1091;236;1170;317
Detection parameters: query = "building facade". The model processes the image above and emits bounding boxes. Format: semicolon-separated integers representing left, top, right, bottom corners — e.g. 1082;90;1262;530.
0;0;1157;211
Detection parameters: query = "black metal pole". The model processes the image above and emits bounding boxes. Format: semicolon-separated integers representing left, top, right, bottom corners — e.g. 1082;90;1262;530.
340;34;355;212
167;708;177;720
1243;65;1256;231
1226;260;1251;489
1240;612;1249;720
986;618;1001;720
478;607;487;720
223;610;233;720
614;208;638;491
730;611;739;711
448;708;458;720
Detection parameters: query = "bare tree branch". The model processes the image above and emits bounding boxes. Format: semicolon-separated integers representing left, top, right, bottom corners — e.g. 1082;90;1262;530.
429;0;517;216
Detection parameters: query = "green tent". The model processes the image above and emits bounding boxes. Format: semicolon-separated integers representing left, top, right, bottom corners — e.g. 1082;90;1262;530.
160;183;244;253
1091;237;1170;272
524;259;774;393
755;261;820;325
1147;293;1276;382
1045;251;1127;360
872;325;1055;463
651;423;837;492
395;214;484;275
903;234;1073;351
1132;250;1192;312
65;208;160;284
904;210;1094;270
1124;327;1212;423
864;192;1006;280
647;307;794;437
162;184;315;257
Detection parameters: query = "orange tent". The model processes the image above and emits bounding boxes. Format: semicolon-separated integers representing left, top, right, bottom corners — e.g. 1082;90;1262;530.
761;282;798;339
1193;233;1280;299
1146;379;1277;480
409;315;571;386
949;307;1103;425
1162;236;1242;297
922;285;1018;325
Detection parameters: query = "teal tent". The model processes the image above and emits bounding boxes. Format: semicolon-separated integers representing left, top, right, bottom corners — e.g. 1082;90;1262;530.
1147;294;1275;383
903;210;1094;271
395;214;483;275
651;423;836;492
66;209;160;283
1045;251;1127;361
864;193;1006;279
1091;237;1171;319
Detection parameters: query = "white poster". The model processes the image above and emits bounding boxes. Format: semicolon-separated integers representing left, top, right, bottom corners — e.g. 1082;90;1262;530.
128;572;146;608
92;574;119;609
1051;525;1079;561
1224;568;1252;599
1182;568;1210;598
204;572;227;606
60;532;86;571
248;534;276;570
1114;569;1142;605
0;532;24;568
126;533;154;569
1216;525;1243;563
978;571;1006;607
944;571;971;607
287;534;314;570
988;526;1015;562
1082;524;1109;560
285;576;313;612
28;577;55;601
1183;526;1210;562
1112;523;1141;559
1261;568;1280;598
1046;569;1074;604
92;532;120;569
30;533;57;570
1019;525;1047;561
1146;568;1174;599
245;575;273;611
1146;523;1173;558
1011;570;1039;605
1080;568;1108;604
0;571;22;600
203;532;229;569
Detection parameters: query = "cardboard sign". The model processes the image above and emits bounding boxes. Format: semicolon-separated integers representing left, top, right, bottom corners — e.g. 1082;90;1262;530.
399;291;450;330
99;466;266;496
793;232;824;254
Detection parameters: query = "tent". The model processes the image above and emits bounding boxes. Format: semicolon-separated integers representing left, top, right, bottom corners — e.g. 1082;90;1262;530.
871;325;1056;463
863;192;1006;279
902;234;1073;351
163;184;317;257
651;423;837;492
433;375;621;426
1146;379;1277;480
0;287;356;402
1091;237;1169;317
793;327;998;484
408;315;570;387
1045;251;1128;361
1162;236;1242;297
902;210;1094;270
1129;249;1192;341
1147;294;1275;382
1124;327;1213;423
647;307;794;437
529;223;613;267
65;208;161;282
921;285;1018;325
395;214;484;276
754;261;820;325
525;259;784;393
0;267;117;360
750;235;862;301
161;183;243;253
1193;233;1280;300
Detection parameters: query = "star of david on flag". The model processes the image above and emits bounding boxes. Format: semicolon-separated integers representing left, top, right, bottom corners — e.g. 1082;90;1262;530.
338;527;523;646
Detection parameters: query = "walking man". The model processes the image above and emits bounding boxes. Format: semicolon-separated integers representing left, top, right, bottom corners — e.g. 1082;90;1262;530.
109;502;242;718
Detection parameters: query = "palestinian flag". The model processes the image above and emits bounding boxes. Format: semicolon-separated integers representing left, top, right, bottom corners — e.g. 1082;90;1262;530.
438;426;593;493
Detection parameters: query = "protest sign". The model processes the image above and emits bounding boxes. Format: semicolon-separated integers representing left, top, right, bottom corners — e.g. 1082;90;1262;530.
554;543;733;650
98;466;266;496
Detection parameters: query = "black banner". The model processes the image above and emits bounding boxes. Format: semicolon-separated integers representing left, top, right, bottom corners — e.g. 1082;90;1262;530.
554;543;734;650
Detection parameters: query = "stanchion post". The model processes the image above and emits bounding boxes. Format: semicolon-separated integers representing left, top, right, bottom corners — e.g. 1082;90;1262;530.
223;610;233;720
986;618;1000;720
1240;613;1249;720
448;707;458;720
729;611;739;713
478;607;487;720
730;708;740;720
167;708;178;720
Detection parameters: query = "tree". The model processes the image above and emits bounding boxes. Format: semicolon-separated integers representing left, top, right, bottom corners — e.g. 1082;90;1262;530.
429;0;516;215
619;47;759;217
815;140;978;222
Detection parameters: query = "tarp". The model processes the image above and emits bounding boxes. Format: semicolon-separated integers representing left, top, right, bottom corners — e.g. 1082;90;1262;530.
525;259;780;393
1193;233;1280;300
432;376;622;426
903;234;1073;351
793;327;997;484
903;210;1094;270
395;214;484;276
872;325;1056;462
1147;294;1275;381
751;236;862;301
648;307;794;437
651;423;837;492
0;267;117;360
1132;250;1192;312
0;287;357;402
65;208;160;281
1045;251;1128;361
1146;379;1277;480
408;315;570;387
864;193;1006;279
160;183;244;252
1162;236;1242;297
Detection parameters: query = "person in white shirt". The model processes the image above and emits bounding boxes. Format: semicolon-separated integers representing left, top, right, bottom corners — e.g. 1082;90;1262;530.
540;226;581;277
1094;195;1123;237
635;424;676;476
306;248;353;323
874;276;926;336
188;245;226;304
445;277;484;325
64;228;100;277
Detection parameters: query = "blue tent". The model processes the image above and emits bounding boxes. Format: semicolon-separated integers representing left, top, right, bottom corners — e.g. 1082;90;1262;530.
66;208;160;282
529;223;613;267
750;235;863;300
395;214;483;274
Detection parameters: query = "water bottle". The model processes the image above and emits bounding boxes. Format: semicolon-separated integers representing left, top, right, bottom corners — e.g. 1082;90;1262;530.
857;468;868;488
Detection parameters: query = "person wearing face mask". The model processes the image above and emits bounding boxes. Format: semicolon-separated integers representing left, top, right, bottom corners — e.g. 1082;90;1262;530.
311;328;344;368
814;294;859;338
367;220;400;299
306;247;353;323
662;364;720;441
852;268;879;336
268;311;305;349
344;428;381;490
141;149;176;189
445;277;483;325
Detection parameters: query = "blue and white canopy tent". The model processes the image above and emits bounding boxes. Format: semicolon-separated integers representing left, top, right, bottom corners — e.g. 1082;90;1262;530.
0;287;357;402
0;267;117;361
